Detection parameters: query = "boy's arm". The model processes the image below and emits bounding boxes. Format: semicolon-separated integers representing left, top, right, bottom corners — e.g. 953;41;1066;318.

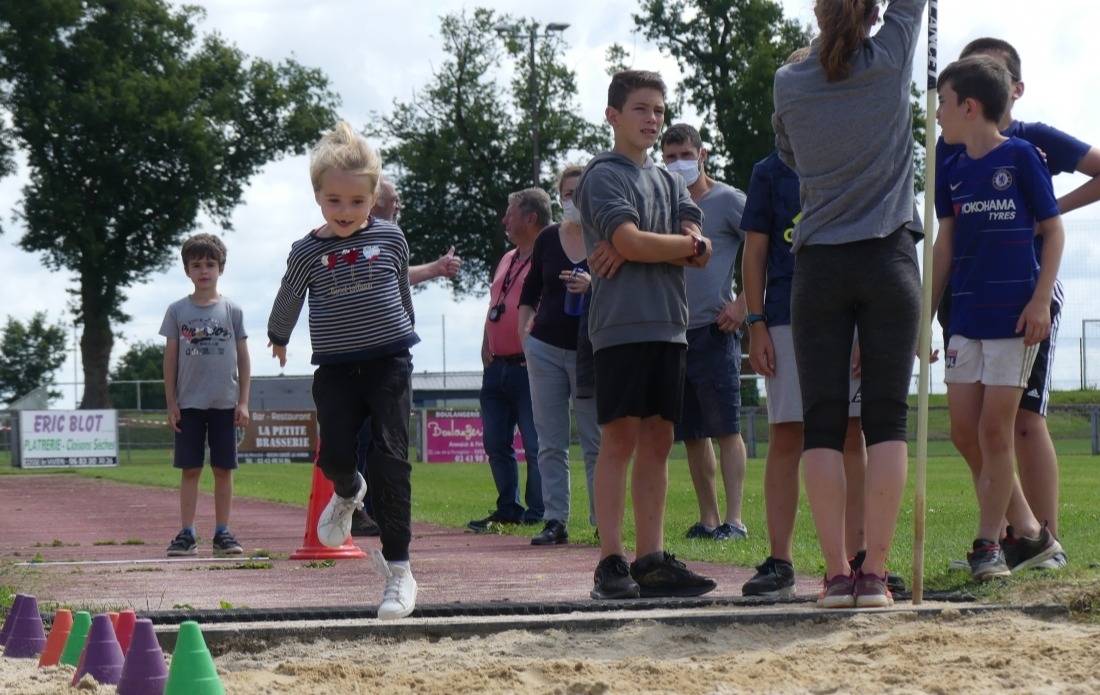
741;231;776;376
609;221;708;265
1058;146;1100;215
235;337;251;427
929;217;955;326
163;336;182;433
1018;216;1065;345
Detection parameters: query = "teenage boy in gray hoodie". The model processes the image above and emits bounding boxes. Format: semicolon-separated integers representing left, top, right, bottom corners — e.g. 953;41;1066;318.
575;69;717;600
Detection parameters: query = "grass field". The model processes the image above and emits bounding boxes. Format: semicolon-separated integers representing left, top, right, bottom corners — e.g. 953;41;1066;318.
4;442;1098;601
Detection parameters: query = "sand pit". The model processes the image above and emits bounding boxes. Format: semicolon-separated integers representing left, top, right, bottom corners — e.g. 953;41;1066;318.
3;608;1099;694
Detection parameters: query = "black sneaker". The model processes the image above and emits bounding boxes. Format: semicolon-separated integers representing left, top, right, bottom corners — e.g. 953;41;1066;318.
591;554;640;600
685;522;716;539
466;511;521;533
1002;524;1063;572
741;556;796;597
531;519;569;546
351;509;381;537
849;549;907;593
167;530;197;557
968;538;1011;582
630;551;717;598
212;530;244;555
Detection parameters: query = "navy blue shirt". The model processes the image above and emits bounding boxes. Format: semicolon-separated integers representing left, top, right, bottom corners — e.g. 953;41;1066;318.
935;137;1059;339
935;120;1088;331
741;151;800;327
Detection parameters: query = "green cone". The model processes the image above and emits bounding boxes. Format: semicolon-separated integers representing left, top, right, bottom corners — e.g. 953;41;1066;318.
165;621;224;695
58;611;92;668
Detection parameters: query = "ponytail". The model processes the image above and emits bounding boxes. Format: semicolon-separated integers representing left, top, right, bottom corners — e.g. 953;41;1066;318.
816;0;877;82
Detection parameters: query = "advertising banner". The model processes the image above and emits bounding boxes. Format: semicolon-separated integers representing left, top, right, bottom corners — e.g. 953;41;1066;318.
237;410;318;463
17;410;119;468
421;408;525;463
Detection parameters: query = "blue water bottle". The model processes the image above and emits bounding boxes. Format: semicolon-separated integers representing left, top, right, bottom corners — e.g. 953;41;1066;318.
563;268;585;317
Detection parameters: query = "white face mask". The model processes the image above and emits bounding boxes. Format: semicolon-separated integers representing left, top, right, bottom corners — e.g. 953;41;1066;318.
562;200;582;224
666;159;701;186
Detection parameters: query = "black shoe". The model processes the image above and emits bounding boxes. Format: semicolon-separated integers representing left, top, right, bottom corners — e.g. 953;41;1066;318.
531;519;569;546
351;509;381;537
741;556;796;597
685;522;716;539
591;554;640;600
167;530;197;557
466;511;521;533
630;551;717;598
212;530;244;556
849;549;907;593
1002;524;1063;572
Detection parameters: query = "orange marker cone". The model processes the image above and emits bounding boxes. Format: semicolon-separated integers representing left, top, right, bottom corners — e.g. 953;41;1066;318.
289;445;367;560
116;610;138;655
38;609;73;667
164;621;223;695
109;612;120;630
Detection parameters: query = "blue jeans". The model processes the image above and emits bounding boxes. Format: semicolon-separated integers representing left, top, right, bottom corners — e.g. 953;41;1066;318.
479;359;542;521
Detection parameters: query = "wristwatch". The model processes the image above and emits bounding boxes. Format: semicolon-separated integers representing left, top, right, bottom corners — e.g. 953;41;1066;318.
746;313;767;327
692;235;708;258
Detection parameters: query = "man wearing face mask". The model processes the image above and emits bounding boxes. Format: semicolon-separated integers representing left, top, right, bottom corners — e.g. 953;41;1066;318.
660;123;751;543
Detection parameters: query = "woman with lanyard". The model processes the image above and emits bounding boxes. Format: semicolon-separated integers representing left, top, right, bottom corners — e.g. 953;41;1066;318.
517;164;600;547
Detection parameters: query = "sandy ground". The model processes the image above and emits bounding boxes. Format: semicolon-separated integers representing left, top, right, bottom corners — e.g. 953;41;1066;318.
3;608;1099;694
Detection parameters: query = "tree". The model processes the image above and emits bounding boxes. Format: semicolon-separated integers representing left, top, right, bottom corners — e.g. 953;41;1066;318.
634;0;928;193
633;0;810;188
109;341;166;410
369;8;604;295
0;313;69;405
0;0;340;408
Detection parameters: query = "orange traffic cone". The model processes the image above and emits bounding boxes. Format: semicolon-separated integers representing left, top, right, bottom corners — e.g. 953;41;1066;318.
289;443;367;560
38;609;73;667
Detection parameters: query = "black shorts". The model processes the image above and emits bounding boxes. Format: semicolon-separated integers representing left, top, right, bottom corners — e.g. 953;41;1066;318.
174;408;238;470
1019;293;1061;416
593;341;686;425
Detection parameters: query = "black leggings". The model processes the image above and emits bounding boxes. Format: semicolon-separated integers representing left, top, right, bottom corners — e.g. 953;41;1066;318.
313;353;413;561
792;228;921;452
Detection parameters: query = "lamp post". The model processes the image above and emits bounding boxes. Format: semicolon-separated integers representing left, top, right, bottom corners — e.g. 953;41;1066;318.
493;21;570;188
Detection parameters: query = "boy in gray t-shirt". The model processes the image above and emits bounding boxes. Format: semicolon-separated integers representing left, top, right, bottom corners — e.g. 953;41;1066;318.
160;233;251;558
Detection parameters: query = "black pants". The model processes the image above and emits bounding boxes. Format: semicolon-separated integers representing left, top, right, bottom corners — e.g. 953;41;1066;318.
792;228;921;452
313;352;412;561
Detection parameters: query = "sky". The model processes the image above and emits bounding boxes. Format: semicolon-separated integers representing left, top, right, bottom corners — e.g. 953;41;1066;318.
2;0;1099;409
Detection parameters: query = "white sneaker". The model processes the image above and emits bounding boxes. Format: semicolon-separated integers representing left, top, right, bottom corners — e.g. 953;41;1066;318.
947;558;970;571
371;549;417;620
1034;551;1068;570
316;472;367;548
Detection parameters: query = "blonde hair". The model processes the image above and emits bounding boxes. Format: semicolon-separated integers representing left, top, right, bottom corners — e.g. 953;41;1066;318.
815;0;877;82
309;120;382;192
556;163;584;196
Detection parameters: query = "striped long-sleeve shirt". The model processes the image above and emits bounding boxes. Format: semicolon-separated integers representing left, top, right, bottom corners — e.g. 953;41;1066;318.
267;219;419;365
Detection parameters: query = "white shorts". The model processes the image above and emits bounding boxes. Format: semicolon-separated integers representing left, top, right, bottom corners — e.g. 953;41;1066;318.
765;325;861;424
944;335;1039;388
